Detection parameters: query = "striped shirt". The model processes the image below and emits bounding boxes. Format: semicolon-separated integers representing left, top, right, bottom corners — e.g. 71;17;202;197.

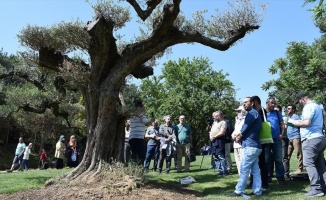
129;115;149;139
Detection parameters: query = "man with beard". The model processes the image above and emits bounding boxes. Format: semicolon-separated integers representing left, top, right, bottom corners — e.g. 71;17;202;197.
228;97;262;197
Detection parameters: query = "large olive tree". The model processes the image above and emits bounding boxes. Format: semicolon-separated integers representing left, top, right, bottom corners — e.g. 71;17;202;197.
17;0;264;180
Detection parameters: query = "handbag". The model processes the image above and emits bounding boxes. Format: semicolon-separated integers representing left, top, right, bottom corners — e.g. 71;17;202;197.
187;149;196;162
259;108;273;144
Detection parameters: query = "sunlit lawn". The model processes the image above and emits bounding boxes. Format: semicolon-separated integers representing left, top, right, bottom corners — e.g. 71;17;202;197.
0;153;324;200
146;153;319;200
0;168;72;194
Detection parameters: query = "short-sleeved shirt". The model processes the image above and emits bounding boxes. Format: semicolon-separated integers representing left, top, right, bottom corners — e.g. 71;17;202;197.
129;115;149;139
287;114;301;140
300;100;324;141
15;142;26;155
267;110;283;138
176;123;192;145
209;121;227;140
23;147;31;160
146;125;160;146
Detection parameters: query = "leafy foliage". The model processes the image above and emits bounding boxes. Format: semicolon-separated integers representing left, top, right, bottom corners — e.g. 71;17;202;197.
140;57;238;150
262;17;326;110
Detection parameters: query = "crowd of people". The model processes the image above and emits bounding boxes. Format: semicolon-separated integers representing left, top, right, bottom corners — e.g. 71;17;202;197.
6;134;80;172
5;93;326;198
125;100;192;173
227;93;326;198
124;94;326;198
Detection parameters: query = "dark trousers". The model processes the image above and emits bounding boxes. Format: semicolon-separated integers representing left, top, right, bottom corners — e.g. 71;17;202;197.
158;149;172;172
55;158;64;169
282;138;290;176
144;145;160;170
250;144;269;187
129;138;146;165
124;141;131;165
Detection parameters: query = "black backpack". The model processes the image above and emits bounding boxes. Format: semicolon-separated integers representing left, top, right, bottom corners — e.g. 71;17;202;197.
225;119;234;142
42;162;49;170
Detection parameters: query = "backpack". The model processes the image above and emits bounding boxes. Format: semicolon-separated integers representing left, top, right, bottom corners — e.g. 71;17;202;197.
42;162;49;170
290;173;309;181
225;119;234;142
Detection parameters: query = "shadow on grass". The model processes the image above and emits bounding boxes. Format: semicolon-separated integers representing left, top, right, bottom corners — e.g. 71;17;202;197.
24;176;53;185
146;179;203;198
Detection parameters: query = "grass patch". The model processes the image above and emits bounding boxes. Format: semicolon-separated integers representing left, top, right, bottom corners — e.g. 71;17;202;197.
146;153;315;200
0;168;72;194
0;153;320;199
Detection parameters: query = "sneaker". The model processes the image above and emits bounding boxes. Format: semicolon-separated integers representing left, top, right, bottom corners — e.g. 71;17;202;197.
227;192;241;197
247;192;262;196
305;189;324;198
158;169;162;174
6;169;12;173
165;169;170;174
176;170;182;173
284;174;291;180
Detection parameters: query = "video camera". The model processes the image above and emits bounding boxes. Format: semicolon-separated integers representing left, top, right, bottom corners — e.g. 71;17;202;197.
206;117;214;126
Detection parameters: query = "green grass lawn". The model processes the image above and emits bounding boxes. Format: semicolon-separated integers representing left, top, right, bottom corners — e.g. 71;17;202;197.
0;154;324;200
146;153;321;200
0;168;72;194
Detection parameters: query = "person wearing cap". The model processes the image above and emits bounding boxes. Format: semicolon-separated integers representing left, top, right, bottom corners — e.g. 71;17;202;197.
55;135;66;169
288;92;326;198
232;105;247;175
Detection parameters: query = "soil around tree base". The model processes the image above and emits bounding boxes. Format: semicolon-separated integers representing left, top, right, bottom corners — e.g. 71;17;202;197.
0;179;202;200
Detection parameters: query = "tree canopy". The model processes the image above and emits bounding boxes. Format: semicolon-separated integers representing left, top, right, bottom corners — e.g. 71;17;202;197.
2;0;264;180
140;57;238;149
262;15;326;110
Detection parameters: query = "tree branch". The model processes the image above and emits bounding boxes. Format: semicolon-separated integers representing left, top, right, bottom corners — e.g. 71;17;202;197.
127;0;162;21
18;100;71;127
0;71;46;91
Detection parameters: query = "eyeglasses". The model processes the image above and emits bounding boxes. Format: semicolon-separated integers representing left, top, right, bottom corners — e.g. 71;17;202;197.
286;108;292;110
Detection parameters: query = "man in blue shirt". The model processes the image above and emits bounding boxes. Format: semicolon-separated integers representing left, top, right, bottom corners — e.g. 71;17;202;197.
228;97;262;197
265;97;286;185
289;92;326;198
284;104;303;177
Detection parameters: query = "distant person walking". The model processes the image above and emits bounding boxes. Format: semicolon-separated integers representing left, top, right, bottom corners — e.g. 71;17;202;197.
7;137;26;172
22;143;36;171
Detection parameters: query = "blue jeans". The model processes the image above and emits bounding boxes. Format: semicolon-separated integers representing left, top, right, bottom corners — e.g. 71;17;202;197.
302;137;326;190
265;138;285;179
23;159;29;170
214;154;227;174
144;145;160;170
235;147;262;195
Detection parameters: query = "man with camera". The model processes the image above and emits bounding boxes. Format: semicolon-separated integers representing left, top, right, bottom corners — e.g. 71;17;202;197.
209;110;228;176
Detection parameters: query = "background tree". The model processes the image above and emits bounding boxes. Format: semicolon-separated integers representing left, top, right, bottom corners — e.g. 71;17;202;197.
15;0;264;181
140;57;238;151
0;50;85;154
262;15;325;111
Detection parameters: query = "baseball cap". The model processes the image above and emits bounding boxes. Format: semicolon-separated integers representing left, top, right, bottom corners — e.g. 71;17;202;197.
235;106;245;112
295;92;307;104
